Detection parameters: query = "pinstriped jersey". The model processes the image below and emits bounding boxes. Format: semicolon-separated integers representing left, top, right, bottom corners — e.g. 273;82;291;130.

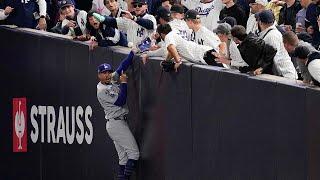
116;13;157;45
182;0;225;31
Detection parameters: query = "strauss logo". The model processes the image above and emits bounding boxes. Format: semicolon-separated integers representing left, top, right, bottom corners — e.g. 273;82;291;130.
15;101;25;150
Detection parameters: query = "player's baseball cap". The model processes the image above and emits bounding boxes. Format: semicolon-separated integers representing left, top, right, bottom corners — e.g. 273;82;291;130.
157;7;171;21
170;5;184;14
255;10;275;24
213;23;231;35
185;9;200;20
218;16;237;27
58;0;74;9
98;63;113;73
131;0;147;4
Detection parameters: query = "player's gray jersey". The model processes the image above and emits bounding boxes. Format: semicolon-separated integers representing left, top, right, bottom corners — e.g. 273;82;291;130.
116;13;157;45
168;19;192;41
96;73;128;120
191;26;221;50
182;0;225;31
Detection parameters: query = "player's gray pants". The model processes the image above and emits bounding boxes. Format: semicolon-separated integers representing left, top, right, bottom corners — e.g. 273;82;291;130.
106;118;140;165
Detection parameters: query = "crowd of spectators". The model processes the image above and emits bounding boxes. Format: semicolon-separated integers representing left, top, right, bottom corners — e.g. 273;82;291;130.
1;0;320;86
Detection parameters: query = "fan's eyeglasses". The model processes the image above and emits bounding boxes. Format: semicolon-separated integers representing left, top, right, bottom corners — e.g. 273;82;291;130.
133;3;144;8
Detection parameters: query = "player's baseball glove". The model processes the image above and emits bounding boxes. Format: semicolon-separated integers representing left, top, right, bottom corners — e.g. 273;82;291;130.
161;60;175;72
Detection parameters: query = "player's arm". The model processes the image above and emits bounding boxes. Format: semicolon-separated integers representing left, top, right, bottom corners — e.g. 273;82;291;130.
122;11;154;30
167;44;181;63
114;72;128;106
93;13;118;28
115;51;135;75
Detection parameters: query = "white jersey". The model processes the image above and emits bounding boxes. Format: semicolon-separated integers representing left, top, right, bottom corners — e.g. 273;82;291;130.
191;25;221;50
183;0;225;31
116;13;157;45
308;59;320;83
259;26;298;79
91;0;128;16
165;31;212;64
168;19;192;40
246;13;258;34
62;10;87;36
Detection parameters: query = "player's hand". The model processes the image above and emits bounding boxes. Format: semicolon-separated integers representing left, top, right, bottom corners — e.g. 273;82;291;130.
174;62;181;72
4;6;14;15
253;67;263;75
121;11;134;20
120;71;128;83
149;45;160;51
37;17;47;31
317;16;320;30
213;52;230;65
66;20;76;28
93;13;106;22
141;53;148;65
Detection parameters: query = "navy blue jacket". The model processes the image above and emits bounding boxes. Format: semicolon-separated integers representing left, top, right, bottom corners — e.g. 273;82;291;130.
0;0;39;28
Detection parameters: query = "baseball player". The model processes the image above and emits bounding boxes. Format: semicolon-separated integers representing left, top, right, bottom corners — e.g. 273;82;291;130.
93;0;157;46
182;0;225;31
97;51;139;180
59;0;87;37
184;9;221;51
157;23;224;70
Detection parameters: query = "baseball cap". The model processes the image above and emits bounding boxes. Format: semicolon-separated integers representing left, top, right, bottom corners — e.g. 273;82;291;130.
292;45;310;59
170;4;184;14
157;7;171;21
218;16;237;27
213;23;231;35
255;10;275;24
185;9;200;19
58;0;74;9
98;63;113;73
131;0;147;4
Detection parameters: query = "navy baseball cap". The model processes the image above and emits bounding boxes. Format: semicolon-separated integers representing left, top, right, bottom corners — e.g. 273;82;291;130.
98;63;113;73
131;0;147;4
218;16;237;27
58;0;74;9
185;9;200;19
255;10;275;24
170;4;184;14
157;7;171;21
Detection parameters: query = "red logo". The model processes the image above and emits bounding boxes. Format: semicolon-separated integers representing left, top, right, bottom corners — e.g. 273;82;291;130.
13;98;27;152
